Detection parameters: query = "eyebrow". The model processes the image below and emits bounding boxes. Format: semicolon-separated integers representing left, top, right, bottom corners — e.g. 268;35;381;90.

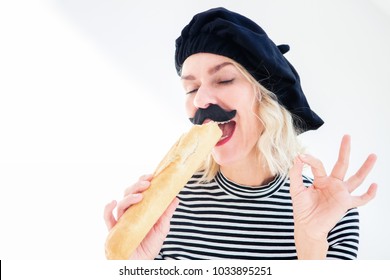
181;61;233;80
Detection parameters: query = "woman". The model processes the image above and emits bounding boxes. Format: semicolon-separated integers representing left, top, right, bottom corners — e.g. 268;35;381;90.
104;7;377;260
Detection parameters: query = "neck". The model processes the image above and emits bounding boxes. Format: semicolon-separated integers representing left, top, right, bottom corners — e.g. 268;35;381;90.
220;151;274;187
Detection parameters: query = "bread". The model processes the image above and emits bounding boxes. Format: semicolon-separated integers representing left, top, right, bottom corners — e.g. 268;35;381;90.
105;121;222;259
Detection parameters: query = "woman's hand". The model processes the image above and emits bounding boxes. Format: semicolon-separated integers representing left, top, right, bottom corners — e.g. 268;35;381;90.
103;174;179;260
289;135;377;259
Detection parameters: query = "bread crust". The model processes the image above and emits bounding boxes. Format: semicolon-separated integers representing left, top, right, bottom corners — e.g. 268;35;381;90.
105;122;222;259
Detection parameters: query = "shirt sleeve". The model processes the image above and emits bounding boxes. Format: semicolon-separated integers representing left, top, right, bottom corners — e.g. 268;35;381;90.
326;207;360;259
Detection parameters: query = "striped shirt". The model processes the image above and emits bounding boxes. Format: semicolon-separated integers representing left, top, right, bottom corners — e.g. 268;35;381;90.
156;171;359;260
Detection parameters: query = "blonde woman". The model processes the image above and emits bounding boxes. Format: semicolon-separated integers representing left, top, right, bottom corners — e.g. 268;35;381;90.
104;7;377;260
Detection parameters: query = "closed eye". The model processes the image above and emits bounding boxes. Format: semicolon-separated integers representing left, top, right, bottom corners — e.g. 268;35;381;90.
186;88;198;95
218;78;234;85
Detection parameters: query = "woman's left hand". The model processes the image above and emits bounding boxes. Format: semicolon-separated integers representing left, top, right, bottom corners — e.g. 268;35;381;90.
289;135;377;259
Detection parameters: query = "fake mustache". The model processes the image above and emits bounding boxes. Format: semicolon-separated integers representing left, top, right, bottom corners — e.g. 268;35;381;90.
189;104;237;125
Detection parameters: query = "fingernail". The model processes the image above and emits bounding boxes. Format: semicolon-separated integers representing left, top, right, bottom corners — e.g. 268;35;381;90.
298;154;308;162
140;174;153;180
132;193;141;198
140;181;150;187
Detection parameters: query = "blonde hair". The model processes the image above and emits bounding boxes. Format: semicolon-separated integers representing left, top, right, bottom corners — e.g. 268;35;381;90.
199;61;304;182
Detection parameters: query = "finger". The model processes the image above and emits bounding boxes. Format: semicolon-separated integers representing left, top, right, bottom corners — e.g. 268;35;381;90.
330;135;351;180
116;193;143;220
124;174;153;196
139;173;154;181
351;183;378;208
289;157;306;196
104;200;117;231
298;154;327;178
160;197;180;227
346;153;377;192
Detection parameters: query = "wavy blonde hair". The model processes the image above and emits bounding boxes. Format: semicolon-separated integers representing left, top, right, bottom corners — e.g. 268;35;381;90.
199;60;304;182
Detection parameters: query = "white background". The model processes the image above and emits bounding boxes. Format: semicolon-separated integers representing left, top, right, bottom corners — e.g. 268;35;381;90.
0;0;389;260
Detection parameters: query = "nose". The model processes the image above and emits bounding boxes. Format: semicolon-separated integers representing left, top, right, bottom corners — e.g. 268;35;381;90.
193;84;217;109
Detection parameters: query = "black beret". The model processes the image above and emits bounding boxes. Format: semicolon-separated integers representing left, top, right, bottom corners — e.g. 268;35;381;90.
175;7;324;133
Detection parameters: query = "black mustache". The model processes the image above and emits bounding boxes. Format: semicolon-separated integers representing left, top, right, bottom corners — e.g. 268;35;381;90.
189;104;237;125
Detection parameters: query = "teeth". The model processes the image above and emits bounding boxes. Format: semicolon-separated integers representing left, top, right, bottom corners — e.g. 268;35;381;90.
216;120;232;125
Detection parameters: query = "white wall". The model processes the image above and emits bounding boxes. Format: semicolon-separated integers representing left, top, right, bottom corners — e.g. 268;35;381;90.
0;0;389;259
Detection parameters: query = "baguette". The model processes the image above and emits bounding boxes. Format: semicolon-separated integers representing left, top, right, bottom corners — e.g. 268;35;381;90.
105;121;222;259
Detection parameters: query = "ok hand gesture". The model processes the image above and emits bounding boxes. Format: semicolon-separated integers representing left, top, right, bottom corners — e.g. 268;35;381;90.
289;135;377;259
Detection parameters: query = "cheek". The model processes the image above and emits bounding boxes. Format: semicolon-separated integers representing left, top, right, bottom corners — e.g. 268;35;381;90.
239;104;263;143
185;95;196;117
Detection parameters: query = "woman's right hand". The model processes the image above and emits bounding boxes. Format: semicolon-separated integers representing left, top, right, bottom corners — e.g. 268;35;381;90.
103;174;179;260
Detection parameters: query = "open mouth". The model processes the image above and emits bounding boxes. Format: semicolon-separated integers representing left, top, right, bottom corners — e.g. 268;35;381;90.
215;120;236;146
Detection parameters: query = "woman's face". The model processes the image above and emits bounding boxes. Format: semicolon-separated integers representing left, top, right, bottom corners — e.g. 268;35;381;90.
181;53;263;167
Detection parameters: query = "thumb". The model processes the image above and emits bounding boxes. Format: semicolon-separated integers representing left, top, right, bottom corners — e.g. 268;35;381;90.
155;197;180;237
132;198;179;260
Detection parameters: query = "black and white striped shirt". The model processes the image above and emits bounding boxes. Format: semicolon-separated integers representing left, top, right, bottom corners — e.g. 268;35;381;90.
156;171;360;260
